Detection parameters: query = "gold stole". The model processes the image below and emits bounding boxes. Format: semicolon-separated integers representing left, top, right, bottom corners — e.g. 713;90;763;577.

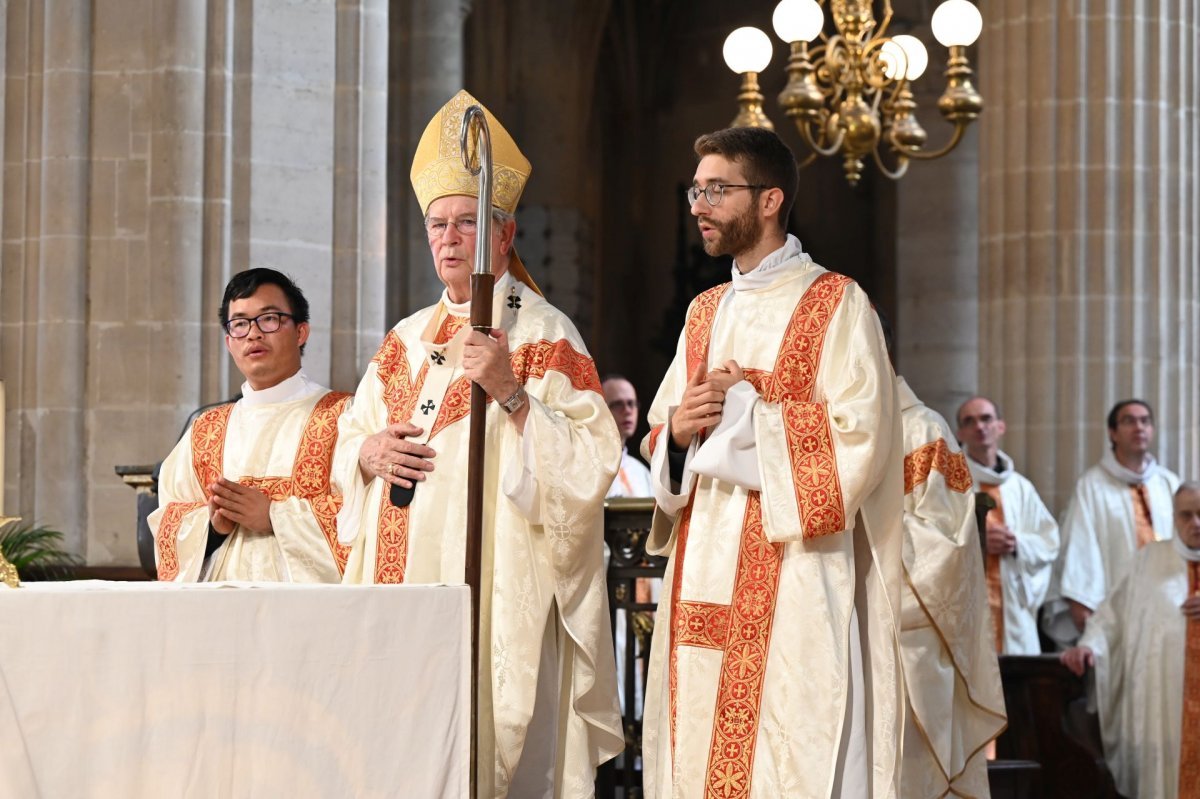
1179;561;1200;798
1130;484;1157;549
979;484;1006;653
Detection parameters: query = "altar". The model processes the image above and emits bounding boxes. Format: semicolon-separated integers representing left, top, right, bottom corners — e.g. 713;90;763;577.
0;582;470;798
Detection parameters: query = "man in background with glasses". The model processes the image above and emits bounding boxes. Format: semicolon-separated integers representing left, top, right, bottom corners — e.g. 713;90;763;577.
640;126;905;798
148;267;351;583
603;374;652;499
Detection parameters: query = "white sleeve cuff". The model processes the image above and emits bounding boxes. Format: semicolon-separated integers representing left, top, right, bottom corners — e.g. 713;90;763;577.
502;421;542;524
688;381;761;491
649;409;696;517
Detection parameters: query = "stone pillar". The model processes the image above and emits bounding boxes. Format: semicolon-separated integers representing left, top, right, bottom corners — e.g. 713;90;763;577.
386;0;468;328
1;0;393;564
978;2;1200;511
0;0;91;551
894;29;981;424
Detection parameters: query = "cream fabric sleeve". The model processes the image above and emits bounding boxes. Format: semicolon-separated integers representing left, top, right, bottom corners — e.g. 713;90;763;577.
755;285;896;543
146;427;212;582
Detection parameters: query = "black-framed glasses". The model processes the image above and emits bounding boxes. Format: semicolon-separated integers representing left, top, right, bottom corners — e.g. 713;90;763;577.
607;399;638;411
224;312;294;338
687;183;766;207
425;216;478;239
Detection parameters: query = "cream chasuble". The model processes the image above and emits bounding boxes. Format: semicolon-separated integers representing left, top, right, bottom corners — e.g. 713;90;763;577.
1080;539;1195;799
333;272;624;799
149;372;352;582
895;377;1006;799
640;239;905;799
1045;456;1180;646
965;452;1059;655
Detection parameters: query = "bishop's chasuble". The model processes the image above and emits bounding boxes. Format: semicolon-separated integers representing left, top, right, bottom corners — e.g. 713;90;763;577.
1045;453;1180;646
333;272;624;799
150;371;351;582
640;237;905;799
1080;538;1198;799
895;377;1006;799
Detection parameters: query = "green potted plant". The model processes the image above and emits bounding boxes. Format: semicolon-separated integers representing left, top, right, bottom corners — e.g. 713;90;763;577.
0;519;81;582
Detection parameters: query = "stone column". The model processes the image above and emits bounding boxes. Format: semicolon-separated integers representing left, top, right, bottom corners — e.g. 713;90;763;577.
978;2;1200;511
0;0;91;550
894;28;981;424
386;0;469;327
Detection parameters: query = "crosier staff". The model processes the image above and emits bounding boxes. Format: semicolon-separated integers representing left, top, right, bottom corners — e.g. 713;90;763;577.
460;103;492;799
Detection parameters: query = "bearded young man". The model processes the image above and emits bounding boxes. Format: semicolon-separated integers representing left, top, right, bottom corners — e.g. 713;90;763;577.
640;126;905;798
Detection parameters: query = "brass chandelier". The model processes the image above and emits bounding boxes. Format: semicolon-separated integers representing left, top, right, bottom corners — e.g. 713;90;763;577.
722;0;983;184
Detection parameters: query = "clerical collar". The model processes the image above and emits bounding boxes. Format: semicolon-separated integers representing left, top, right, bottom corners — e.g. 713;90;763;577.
1099;447;1159;485
240;370;319;407
967;450;1015;486
441;271;515;317
1172;534;1200;563
730;234;812;292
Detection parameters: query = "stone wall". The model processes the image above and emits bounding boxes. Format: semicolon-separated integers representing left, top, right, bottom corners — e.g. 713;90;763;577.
0;0;388;564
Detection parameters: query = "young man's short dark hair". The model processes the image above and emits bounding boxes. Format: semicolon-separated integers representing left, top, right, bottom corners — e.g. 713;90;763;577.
219;267;311;354
693;127;800;229
1106;398;1154;431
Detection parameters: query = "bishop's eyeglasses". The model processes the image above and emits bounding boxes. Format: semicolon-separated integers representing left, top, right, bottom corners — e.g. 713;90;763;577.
224;312;294;338
686;183;766;207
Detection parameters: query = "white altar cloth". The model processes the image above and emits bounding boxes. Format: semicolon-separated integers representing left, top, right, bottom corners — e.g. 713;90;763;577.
0;581;469;798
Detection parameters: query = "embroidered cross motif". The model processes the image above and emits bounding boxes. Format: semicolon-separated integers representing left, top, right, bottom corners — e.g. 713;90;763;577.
430;351;445;365
420;400;435;415
507;293;522;310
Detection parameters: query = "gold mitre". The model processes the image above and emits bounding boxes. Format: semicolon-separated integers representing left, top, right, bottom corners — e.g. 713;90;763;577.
410;90;531;216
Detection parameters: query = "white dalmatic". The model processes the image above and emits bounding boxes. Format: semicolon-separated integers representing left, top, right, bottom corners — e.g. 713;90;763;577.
149;372;351;583
641;236;905;799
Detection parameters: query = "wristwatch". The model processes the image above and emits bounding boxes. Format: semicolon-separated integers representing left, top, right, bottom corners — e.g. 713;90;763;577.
499;385;527;414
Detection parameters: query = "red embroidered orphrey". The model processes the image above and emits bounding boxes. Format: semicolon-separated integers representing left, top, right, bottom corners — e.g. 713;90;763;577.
668;271;852;797
1179;561;1200;796
156;393;351;580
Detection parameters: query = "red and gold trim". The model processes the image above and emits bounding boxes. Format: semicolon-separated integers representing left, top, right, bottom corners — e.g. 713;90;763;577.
510;338;602;394
373;330;427;583
427;337;601;441
684;284;731;377
903;438;973;495
155;500;204;581
1179;562;1200;794
648;424;664;457
668;270;856;792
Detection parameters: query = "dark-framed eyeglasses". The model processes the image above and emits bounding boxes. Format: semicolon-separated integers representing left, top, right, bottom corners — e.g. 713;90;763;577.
425;216;478;239
686;183;766;207
224;312;294;338
607;399;638;412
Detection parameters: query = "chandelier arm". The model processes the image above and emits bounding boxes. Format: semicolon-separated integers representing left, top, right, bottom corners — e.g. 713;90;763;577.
891;120;969;161
794;116;846;158
871;146;910;180
797;150;818;169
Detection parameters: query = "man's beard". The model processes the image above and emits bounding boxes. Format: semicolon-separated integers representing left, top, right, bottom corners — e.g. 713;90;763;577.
702;206;762;258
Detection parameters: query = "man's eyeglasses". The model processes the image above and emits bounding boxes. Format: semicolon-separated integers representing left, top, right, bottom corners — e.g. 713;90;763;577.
224;312;294;338
425;216;478;239
607;399;638;411
687;183;766;207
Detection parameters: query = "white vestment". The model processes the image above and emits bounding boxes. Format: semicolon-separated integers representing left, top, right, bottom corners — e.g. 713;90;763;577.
966;451;1060;654
1080;539;1194;799
608;449;654;498
1045;452;1179;645
896;377;1006;799
149;372;351;583
333;272;624;799
640;236;905;799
